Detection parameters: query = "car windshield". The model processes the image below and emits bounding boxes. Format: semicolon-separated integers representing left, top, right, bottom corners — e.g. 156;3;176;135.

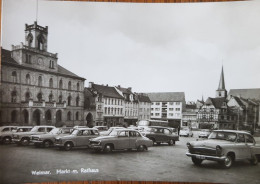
30;127;39;132
71;129;79;135
201;129;210;132
208;131;237;142
108;130;119;136
49;128;61;134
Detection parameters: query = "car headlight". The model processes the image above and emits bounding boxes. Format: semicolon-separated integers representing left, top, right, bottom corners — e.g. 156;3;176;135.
216;145;222;156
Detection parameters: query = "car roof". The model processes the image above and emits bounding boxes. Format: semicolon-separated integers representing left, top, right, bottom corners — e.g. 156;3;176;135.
33;126;55;128
213;129;251;135
17;126;33;128
114;128;139;132
75;128;98;130
149;126;171;129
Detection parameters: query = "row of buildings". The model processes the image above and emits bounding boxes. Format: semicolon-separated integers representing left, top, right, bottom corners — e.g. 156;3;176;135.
1;21;259;131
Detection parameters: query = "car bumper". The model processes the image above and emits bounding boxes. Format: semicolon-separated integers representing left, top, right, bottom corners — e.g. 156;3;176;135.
54;143;64;147
31;140;43;144
89;144;103;150
12;138;22;143
186;152;226;161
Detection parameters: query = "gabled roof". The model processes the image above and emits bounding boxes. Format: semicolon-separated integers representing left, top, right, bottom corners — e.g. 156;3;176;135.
137;94;151;103
92;84;124;99
205;97;226;108
146;92;185;102
116;86;132;94
232;96;245;107
229;88;260;101
1;48;85;80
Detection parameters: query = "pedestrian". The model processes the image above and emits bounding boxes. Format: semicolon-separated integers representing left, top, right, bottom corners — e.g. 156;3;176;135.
178;126;180;135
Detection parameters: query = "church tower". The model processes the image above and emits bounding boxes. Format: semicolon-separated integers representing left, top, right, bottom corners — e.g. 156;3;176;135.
216;66;227;98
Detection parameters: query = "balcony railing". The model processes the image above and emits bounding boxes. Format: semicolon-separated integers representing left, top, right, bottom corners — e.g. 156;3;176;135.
21;100;66;108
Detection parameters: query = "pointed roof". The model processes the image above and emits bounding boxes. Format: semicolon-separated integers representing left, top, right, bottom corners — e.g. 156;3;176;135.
217;66;226;90
205;97;226;108
92;84;124;99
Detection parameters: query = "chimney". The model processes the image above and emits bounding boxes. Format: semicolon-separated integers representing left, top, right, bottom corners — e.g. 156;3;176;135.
89;82;94;88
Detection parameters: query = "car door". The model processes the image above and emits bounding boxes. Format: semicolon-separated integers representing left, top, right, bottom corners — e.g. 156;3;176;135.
116;131;129;149
235;133;248;159
244;134;255;159
129;131;139;149
163;128;172;142
75;130;87;146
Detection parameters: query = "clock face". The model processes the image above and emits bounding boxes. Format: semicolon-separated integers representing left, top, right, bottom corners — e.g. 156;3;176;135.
37;58;43;65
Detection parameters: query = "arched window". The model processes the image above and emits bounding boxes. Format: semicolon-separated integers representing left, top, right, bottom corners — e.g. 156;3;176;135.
49;60;54;69
49;78;53;88
26;74;31;85
25;92;30;102
11;110;17;123
38;34;44;50
68;81;72;90
12;71;17;83
76;112;79;121
77;82;80;91
76;96;80;107
27;33;33;47
38;76;42;87
58;95;62;103
67;95;72;106
37;93;42;102
49;92;53;102
59;79;63;89
11;90;17;103
45;110;52;121
67;111;71;121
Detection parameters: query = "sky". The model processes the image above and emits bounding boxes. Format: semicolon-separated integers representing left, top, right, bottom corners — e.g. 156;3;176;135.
1;0;260;102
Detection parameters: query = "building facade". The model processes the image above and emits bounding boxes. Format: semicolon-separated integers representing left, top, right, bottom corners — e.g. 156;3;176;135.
0;22;85;127
137;93;151;121
146;92;186;127
182;102;199;129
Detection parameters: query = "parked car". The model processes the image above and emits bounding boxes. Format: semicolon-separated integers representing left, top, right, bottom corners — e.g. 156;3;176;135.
179;128;193;137
93;126;108;132
0;126;18;144
12;126;55;146
99;127;124;136
0;126;33;144
198;129;211;138
31;127;73;148
143;126;179;145
54;128;99;151
89;129;153;152
186;130;260;168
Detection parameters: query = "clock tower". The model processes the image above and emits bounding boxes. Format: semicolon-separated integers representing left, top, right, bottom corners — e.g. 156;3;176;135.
11;22;58;72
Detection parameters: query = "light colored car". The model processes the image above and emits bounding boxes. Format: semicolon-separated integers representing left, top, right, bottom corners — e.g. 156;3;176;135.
179;128;193;137
12;126;55;146
0;126;20;144
99;127;124;136
198;129;211;138
89;129;153;152
31;127;73;148
54;128;99;151
186;130;260;168
93;126;108;132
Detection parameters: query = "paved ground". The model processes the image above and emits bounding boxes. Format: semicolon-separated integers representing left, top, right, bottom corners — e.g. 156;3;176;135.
0;134;260;184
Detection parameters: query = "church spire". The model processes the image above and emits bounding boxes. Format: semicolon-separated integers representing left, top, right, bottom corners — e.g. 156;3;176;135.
216;65;227;98
218;66;225;90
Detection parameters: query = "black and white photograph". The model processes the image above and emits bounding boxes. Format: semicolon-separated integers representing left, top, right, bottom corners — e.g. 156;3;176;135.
0;0;260;183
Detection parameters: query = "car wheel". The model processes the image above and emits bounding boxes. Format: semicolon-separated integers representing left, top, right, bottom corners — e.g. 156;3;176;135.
168;139;175;145
137;145;145;152
3;137;12;144
250;155;258;165
221;155;233;169
103;144;113;153
43;140;52;148
64;142;73;151
192;157;203;166
21;138;30;146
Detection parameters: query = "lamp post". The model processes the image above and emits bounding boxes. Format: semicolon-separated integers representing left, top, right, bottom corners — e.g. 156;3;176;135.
237;107;240;131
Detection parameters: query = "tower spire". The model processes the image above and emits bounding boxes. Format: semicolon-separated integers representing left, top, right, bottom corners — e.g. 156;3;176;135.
36;0;38;22
218;65;225;90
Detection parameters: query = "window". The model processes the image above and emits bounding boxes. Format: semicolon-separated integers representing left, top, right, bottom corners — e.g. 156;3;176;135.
155;113;160;116
49;78;53;88
58;95;62;103
49;93;53;102
12;71;17;83
164;129;171;135
245;134;254;144
26;74;31;85
37;93;42;102
47;128;53;132
118;131;129;137
98;105;101;110
105;107;107;114
76;112;79;121
11;110;17;123
67;96;72;106
26;54;31;64
25;92;30;102
237;134;245;143
11;90;17;103
77;82;80;91
38;76;42;87
27;33;33;47
67;111;72;121
76;96;80;106
38;34;44;50
59;79;63;89
169;113;174;116
68;81;71;90
49;60;54;69
175;108;180;111
156;102;160;105
169;108;174;111
38;128;45;132
169;102;173;105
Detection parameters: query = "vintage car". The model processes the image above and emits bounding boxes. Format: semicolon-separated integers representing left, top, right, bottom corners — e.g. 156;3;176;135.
93;126;108;132
99;127;124;136
12;126;55;146
143;126;179;145
198;129;212;138
179;127;193;137
54;128;99;150
31;127;73;148
0;126;33;144
89;129;153;152
186;130;260;168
